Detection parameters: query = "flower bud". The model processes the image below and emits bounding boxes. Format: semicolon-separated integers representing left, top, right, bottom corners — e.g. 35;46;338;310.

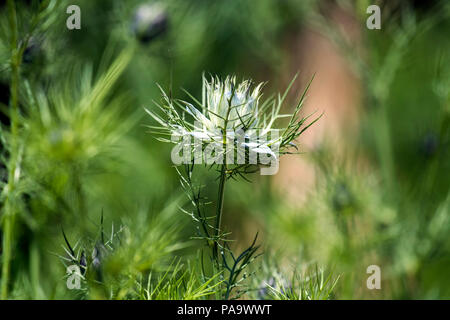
22;37;42;64
132;3;168;44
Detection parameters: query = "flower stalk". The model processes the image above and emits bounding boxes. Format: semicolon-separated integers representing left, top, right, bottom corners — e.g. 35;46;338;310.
213;164;226;261
2;0;20;299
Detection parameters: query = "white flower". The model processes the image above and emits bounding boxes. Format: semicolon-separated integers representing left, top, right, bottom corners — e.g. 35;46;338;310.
191;75;263;131
146;74;317;175
181;76;270;157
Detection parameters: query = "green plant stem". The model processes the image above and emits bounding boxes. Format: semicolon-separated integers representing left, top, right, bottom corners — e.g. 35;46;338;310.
1;0;20;300
213;164;226;261
213;96;232;262
1;204;15;299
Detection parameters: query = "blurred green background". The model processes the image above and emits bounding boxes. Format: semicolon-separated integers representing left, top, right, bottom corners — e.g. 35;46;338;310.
0;0;449;299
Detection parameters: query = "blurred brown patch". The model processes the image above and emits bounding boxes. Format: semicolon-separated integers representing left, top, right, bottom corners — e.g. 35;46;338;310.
274;4;362;205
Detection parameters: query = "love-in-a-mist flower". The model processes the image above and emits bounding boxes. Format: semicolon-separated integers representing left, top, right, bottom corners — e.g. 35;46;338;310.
146;74;319;176
199;76;263;131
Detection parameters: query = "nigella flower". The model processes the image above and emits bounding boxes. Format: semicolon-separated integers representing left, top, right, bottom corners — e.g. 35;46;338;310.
257;274;292;299
132;2;168;44
147;74;319;176
197;76;263;131
258;277;276;299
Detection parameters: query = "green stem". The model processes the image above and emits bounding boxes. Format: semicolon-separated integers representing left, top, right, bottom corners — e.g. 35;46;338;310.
212;93;232;262
213;164;226;261
1;204;15;299
211;91;233;298
1;0;20;299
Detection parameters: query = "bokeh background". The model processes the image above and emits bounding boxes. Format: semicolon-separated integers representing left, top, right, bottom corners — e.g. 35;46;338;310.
0;0;449;299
